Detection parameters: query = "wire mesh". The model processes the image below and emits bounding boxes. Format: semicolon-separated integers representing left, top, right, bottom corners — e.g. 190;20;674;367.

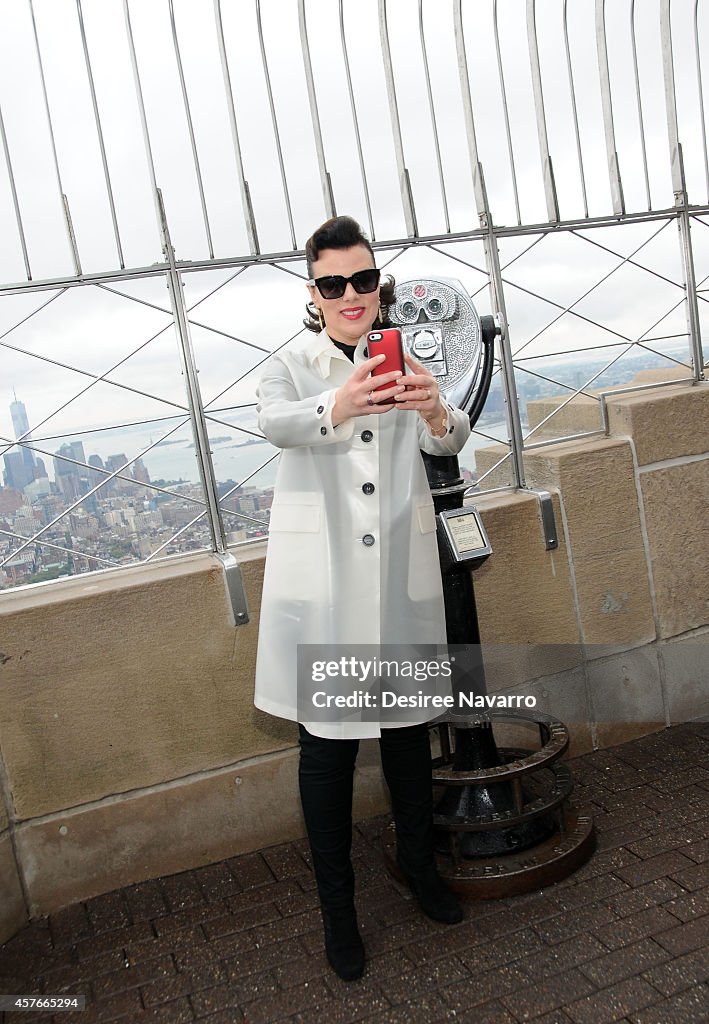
0;0;706;591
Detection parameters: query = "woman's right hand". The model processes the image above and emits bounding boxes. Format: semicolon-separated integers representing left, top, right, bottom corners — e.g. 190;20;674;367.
331;354;406;426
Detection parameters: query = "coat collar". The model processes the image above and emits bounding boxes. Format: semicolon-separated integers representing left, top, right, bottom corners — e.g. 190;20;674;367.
302;328;368;378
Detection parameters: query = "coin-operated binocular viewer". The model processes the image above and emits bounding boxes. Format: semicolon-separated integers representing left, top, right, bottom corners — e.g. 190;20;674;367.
385;279;595;897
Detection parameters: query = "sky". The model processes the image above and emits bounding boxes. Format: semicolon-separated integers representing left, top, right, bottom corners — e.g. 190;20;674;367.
0;0;708;463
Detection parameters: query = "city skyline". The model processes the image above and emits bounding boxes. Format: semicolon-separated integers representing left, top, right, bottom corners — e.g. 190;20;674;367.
0;329;692;590
0;392;273;589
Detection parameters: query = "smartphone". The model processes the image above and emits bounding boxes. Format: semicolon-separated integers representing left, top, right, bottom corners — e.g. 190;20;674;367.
367;328;405;396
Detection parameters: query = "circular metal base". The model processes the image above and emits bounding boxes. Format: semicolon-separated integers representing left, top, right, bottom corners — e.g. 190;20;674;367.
432;749;574;859
383;807;596;899
434;811;558;859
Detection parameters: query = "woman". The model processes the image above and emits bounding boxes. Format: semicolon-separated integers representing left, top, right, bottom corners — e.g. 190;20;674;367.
255;216;471;981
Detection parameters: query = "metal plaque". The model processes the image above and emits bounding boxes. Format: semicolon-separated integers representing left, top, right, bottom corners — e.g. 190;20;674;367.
437;507;492;566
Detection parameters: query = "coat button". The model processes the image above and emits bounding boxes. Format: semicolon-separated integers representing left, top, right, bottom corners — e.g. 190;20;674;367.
361;430;373;442
317;405;324;414
362;534;375;546
362;482;375;495
449;425;454;433
320;426;327;435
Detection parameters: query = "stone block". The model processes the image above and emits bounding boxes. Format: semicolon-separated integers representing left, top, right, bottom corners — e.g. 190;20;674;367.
572;549;657;649
607;383;709;465
640;461;709;638
525;437;655;648
473;442;515;490
473;491;580;661
631;367;693;384
15;747;389;918
0;551;297;820
479;643;583;694
489;664;594;757
525;437;639;559
0;831;26;945
526;393;602;440
586;645;665;748
659;630;709;724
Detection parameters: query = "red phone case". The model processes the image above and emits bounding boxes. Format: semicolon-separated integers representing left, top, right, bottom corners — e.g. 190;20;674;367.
367;329;405;394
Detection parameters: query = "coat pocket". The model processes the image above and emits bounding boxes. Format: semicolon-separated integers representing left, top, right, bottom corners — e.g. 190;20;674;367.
416;503;437;534
268;504;321;533
408;502;442;602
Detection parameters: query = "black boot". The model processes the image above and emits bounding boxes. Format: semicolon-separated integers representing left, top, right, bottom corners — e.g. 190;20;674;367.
380;724;464;926
396;859;464;924
322;907;365;981
298;726;366;980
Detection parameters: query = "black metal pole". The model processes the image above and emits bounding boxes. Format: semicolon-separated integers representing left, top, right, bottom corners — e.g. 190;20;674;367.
424;448;559;856
422;316;558;856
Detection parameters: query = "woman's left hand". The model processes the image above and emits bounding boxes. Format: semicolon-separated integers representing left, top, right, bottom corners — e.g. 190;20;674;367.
394;352;445;425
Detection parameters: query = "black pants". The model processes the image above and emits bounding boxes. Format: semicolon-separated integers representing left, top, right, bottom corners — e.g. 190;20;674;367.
298;722;435;911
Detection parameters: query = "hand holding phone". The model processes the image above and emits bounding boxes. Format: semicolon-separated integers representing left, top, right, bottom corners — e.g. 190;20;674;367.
330;353;405;425
367;329;405;395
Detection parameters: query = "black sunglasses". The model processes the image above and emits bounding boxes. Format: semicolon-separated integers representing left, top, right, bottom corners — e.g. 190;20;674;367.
308;268;381;300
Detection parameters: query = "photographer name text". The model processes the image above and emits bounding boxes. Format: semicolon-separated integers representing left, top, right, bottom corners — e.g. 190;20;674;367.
311;691;537;710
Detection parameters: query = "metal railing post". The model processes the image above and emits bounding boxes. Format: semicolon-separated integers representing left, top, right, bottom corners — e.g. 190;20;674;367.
157;191;249;624
675;161;706;382
379;0;418;237
453;2;525;486
478;168;527;489
660;1;705;381
157;191;227;554
596;0;625;216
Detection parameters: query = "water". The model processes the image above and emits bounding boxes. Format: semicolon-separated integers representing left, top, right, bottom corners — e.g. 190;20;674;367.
40;414;510;496
38;416;280;493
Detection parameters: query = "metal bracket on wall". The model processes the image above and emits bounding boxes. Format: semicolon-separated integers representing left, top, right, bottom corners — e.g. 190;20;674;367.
216;552;250;626
522;488;559;551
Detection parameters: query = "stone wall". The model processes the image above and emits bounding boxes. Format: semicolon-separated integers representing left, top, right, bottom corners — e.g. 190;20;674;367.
474;378;708;748
0;551;389;940
0;768;24;946
0;379;706;943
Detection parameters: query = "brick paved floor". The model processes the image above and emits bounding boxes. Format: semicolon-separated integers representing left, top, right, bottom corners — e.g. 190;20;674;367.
1;723;708;1024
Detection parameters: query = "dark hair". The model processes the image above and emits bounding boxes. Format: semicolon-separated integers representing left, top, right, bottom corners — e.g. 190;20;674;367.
303;215;395;333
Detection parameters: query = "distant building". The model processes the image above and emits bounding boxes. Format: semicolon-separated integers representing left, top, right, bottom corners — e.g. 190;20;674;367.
132;457;151;485
14;506;42;536
3;549;35;584
10;395;31;444
135;510;163;531
7;396;48;491
10;395;36;476
105;454;132;495
68;511;99;540
0;487;24;514
105;454;129;473
24;476;52;502
88;454;105;490
103;510;124;528
54;442;87;500
2;450;34;492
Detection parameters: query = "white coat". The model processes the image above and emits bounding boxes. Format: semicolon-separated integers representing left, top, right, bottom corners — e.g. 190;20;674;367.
253;328;471;739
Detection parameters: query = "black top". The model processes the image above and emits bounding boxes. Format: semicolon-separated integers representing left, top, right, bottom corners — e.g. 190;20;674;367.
331;337;356;363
